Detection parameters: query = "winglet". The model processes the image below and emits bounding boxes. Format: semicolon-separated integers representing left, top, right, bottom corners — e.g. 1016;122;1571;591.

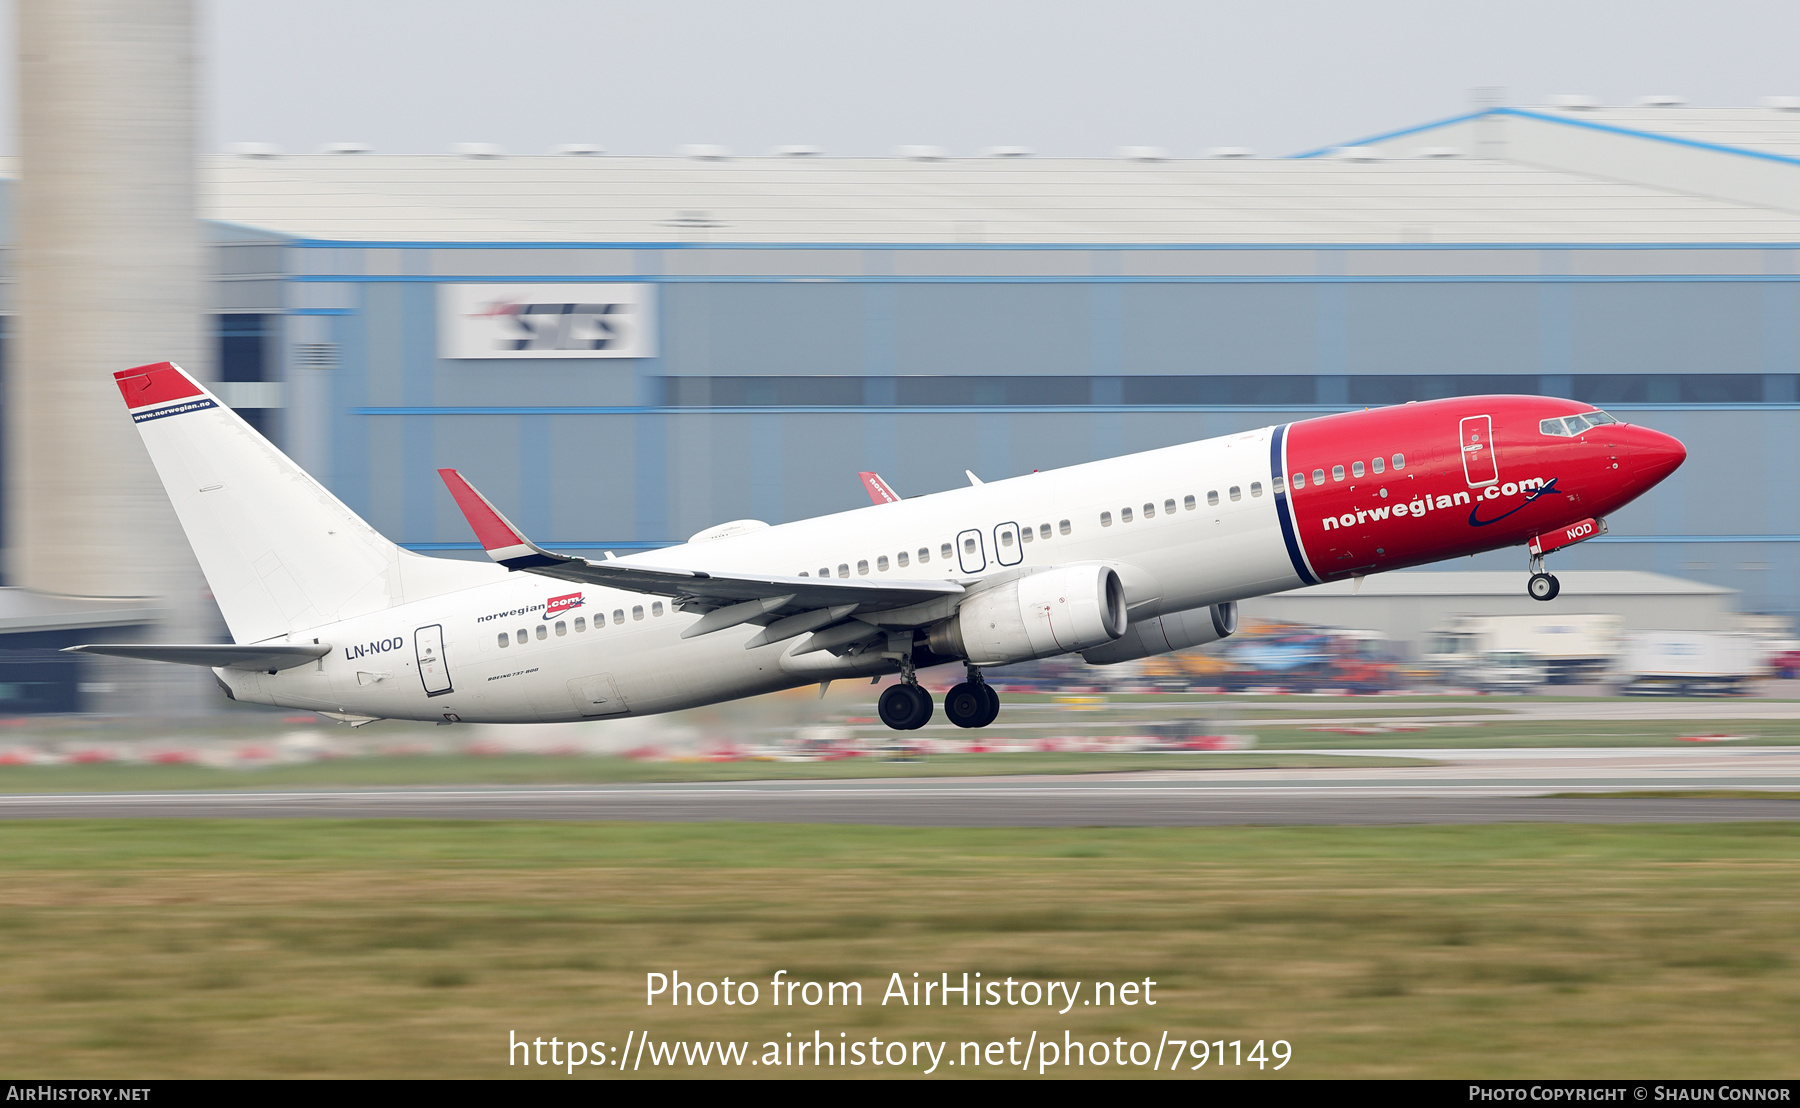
437;469;573;570
859;471;901;505
113;361;207;411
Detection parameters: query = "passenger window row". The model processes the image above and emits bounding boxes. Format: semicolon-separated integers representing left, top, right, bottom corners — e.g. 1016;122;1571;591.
1018;519;1073;543
496;601;662;649
1099;485;1261;527
1290;454;1405;491
796;520;1073;578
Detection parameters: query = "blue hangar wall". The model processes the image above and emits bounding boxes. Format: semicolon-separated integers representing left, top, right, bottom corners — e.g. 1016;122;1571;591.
252;240;1800;614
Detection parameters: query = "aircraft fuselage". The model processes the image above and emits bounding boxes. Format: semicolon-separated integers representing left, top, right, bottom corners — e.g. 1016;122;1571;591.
217;395;1685;724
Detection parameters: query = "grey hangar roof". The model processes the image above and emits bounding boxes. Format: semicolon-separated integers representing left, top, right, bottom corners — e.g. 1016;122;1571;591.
176;102;1800;246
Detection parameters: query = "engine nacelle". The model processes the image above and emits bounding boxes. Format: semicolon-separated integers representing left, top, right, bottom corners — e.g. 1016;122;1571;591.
929;565;1127;666
1081;601;1237;665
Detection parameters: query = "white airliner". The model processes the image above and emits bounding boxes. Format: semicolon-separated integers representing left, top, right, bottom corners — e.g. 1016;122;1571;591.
76;362;1685;730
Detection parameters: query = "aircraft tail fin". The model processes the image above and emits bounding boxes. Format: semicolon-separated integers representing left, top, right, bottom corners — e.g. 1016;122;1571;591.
114;362;497;643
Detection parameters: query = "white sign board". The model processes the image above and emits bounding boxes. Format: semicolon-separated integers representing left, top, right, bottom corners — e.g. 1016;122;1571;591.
438;283;655;359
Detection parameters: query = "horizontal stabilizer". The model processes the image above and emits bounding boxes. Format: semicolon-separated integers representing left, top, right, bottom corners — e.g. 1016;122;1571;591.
65;643;331;671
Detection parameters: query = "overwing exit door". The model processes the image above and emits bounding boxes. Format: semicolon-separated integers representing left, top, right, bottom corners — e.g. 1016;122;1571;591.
993;522;1022;566
415;624;453;696
956;529;987;573
1460;415;1499;488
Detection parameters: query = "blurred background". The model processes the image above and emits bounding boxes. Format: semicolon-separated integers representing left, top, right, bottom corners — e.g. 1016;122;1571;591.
0;0;1796;731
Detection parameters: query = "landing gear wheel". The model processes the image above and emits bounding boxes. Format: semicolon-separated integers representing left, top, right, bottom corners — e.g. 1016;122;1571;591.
1528;572;1560;602
902;684;934;730
944;683;987;729
973;683;1001;728
878;683;934;731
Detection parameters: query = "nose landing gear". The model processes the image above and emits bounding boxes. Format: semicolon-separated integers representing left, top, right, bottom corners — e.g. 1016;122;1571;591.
1527;552;1560;602
877;657;934;731
944;664;1002;729
1525;518;1605;601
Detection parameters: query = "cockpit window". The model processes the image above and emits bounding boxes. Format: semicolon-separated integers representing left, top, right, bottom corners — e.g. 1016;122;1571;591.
1541;410;1617;437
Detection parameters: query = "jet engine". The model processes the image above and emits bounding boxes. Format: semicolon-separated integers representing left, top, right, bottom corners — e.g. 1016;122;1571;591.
928;565;1126;666
1081;601;1237;665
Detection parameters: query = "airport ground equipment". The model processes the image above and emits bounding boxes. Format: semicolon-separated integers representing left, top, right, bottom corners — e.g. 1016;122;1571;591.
1617;632;1761;696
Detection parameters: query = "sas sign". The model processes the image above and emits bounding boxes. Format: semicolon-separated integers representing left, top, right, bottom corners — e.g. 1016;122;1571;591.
438;283;655;359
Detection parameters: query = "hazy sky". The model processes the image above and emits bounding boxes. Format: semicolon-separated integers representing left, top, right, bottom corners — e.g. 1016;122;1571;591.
13;1;1800;158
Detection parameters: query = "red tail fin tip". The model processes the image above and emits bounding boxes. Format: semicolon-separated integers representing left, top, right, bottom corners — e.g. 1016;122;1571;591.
114;362;202;409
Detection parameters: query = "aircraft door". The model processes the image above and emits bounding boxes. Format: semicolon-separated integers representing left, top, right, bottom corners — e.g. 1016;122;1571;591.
956;528;987;574
1460;415;1499;488
993;522;1022;567
415;624;453;696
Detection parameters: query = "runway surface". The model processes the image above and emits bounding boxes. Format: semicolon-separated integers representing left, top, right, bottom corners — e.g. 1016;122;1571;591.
4;747;1798;826
1;786;1794;825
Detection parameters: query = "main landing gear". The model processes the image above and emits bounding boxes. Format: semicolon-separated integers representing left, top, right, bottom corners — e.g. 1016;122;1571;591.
877;681;933;731
944;664;1001;729
877;656;934;731
878;662;1004;731
1527;552;1560;602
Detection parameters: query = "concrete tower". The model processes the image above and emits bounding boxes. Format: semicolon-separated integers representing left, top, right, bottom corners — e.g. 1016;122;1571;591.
12;0;212;712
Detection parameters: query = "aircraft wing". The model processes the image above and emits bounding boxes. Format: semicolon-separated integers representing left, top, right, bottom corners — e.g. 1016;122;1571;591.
438;470;963;641
500;557;960;609
64;643;331;671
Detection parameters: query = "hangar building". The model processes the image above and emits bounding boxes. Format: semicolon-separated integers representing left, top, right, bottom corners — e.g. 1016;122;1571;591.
3;101;1797;700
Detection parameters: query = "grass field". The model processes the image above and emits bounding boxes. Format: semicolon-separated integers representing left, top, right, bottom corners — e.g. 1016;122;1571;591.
2;819;1797;1078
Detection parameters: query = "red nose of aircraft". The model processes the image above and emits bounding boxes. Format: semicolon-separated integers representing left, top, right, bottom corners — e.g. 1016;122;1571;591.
1623;424;1687;490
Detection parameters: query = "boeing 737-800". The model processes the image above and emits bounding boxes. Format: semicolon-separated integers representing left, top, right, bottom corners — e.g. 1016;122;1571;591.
75;362;1685;730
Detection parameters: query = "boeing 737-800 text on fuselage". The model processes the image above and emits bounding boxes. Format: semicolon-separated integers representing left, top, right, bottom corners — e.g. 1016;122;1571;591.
76;362;1686;730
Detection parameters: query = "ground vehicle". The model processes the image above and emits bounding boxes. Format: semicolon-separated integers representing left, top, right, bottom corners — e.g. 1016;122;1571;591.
1765;643;1800;680
1616;632;1760;696
1141;648;1233;691
1462;649;1548;693
1424;613;1620;687
1208;624;1397;693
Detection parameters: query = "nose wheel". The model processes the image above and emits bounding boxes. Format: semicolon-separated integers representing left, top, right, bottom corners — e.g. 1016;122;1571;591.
1527;552;1560;602
944;666;1002;729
